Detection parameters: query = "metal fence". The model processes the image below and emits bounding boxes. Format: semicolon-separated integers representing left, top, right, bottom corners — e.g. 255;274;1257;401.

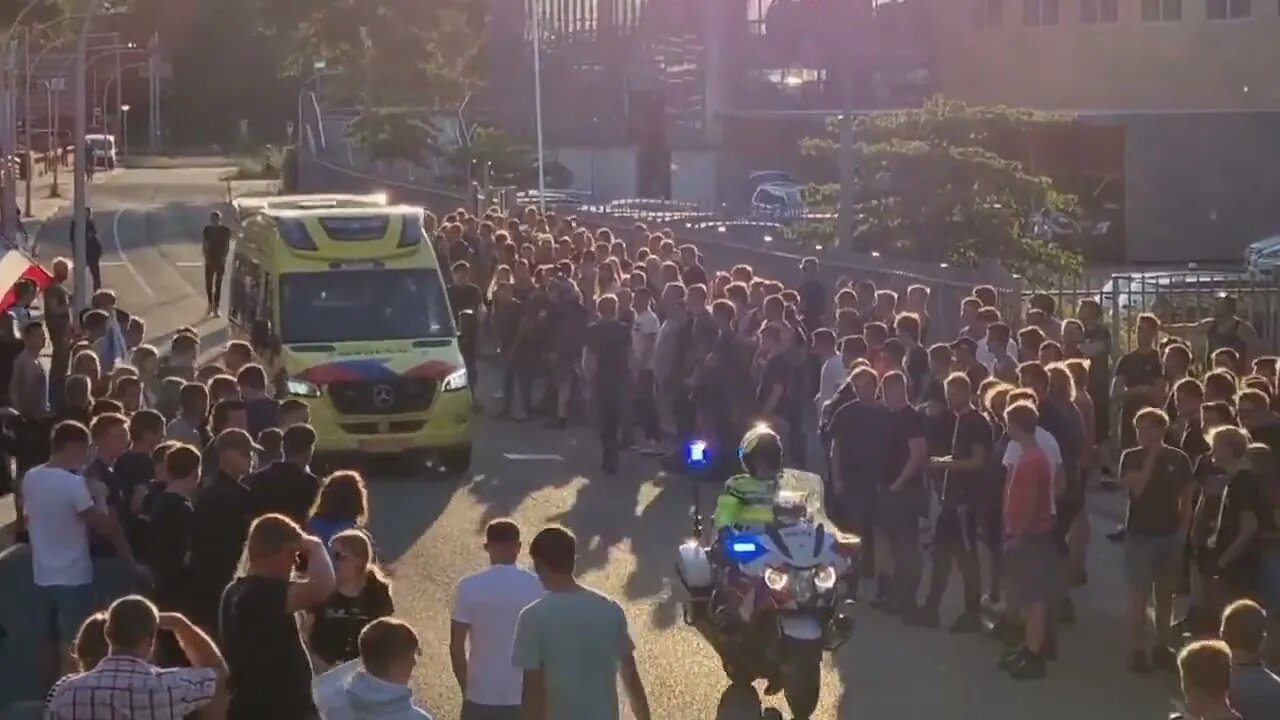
1022;270;1280;359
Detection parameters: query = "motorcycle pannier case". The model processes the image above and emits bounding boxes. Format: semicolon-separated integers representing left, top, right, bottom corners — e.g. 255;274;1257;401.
675;541;713;591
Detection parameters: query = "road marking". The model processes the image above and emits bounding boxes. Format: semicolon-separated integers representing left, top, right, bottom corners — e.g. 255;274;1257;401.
175;261;203;267
112;208;154;297
503;453;565;461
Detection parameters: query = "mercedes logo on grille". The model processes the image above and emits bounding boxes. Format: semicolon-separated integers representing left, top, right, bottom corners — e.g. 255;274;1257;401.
372;384;395;409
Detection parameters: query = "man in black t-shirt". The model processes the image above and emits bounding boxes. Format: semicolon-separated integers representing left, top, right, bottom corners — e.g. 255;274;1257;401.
190;429;257;634
584;295;632;474
756;325;797;457
114;410;166;548
1118;408;1193;674
911;373;991;632
827;367;891;537
1114;314;1165;452
221;514;335;719
147;445;202;615
202;211;233;316
1238;388;1280;459
875;371;928;614
246;424;321;526
85;413;134;555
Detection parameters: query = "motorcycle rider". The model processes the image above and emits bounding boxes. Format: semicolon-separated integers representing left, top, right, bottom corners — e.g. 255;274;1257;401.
713;424;785;533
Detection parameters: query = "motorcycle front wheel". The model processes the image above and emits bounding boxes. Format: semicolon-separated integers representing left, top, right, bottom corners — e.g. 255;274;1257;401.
781;639;823;719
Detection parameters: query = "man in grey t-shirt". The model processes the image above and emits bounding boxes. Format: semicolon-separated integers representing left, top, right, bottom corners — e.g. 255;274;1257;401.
512;526;651;720
1221;600;1280;720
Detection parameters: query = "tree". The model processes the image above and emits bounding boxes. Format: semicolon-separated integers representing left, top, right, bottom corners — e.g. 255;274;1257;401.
799;97;1084;283
445;126;572;188
344;108;437;168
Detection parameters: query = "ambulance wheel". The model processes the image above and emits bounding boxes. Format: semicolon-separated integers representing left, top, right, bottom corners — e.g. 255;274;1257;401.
440;443;472;476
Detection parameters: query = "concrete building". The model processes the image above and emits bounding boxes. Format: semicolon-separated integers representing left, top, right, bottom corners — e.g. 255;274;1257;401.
934;0;1280;262
486;0;1280;262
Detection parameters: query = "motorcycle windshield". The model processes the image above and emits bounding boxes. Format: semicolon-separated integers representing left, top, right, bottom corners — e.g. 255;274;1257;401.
772;469;830;527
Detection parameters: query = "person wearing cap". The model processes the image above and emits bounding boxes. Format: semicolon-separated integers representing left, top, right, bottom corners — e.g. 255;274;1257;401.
189;427;260;634
1164;293;1258;371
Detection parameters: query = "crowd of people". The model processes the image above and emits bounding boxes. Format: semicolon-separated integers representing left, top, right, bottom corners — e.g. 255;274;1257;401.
4;197;1280;718
431;203;1280;706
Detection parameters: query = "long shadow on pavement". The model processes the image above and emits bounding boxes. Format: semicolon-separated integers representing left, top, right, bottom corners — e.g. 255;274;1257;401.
832;521;1178;719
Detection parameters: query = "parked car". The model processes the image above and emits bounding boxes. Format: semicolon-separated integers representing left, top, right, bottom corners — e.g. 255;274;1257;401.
1244;235;1280;280
86;134;117;170
749;182;807;223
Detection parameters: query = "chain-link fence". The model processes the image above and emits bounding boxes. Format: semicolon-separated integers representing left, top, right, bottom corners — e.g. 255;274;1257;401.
1023;270;1280;359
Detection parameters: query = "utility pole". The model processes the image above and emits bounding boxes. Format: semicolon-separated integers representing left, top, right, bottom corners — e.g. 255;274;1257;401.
112;32;120;138
836;1;867;251
147;32;159;152
72;0;101;312
24;26;33;219
1;39;18;244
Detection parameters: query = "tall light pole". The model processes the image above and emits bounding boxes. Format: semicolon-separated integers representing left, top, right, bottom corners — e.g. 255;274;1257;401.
531;0;546;212
119;103;129;155
147;32;159;152
23;26;33;218
1;36;19;242
0;2;50;235
100;58;144;122
72;0;101;312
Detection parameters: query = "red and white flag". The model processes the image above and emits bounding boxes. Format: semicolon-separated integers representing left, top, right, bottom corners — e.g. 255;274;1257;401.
0;247;53;312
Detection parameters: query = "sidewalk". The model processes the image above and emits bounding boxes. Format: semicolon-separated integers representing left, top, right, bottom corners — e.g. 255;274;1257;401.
13;159;71;254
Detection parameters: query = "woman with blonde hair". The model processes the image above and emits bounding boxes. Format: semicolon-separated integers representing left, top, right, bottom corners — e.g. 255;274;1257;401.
307;470;370;547
304;529;394;672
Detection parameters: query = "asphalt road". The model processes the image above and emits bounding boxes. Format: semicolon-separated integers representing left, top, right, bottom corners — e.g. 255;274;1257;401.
2;167;1176;719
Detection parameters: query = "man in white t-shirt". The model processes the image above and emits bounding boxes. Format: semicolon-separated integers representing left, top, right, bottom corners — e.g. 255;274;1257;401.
812;329;846;416
450;519;545;720
23;420;139;681
630;287;663;454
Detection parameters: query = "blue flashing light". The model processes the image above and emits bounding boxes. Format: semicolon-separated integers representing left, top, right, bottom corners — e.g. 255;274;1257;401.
686;440;709;469
724;532;768;564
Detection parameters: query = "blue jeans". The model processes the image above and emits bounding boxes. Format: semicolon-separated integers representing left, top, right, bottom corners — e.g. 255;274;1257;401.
33;583;96;647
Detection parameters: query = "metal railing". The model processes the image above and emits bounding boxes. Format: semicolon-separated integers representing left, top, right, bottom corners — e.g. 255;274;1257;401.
1021;270;1280;358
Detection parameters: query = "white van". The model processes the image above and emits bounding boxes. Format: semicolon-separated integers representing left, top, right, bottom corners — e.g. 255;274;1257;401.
86;134;117;170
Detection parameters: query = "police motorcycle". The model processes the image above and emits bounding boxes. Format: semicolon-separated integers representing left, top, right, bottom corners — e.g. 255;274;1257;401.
674;429;859;719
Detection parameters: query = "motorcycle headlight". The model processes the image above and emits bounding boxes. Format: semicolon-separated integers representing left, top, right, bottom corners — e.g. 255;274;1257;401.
442;368;469;392
814;565;838;591
764;567;789;592
285;378;321;398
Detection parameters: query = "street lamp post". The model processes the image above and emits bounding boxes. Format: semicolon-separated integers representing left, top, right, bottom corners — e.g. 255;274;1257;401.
119;103;129;155
72;0;101;312
47;77;63;197
531;0;546;212
1;0;53;239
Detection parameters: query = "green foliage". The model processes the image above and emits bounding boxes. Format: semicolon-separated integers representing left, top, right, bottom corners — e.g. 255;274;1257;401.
799;96;1084;283
446;126;573;188
262;0;485;109
345;109;438;168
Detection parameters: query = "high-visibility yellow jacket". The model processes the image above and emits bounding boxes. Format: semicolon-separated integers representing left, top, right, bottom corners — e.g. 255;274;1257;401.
713;473;778;531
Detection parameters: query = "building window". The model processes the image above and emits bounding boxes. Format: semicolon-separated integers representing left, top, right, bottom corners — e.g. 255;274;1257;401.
1080;0;1119;23
972;0;1004;27
1207;0;1250;18
1141;0;1182;20
1023;0;1059;25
